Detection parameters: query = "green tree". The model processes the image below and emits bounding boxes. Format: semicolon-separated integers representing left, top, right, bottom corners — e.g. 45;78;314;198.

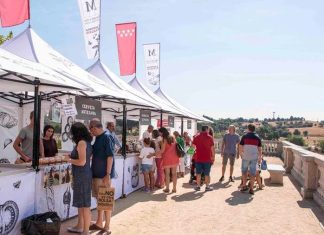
0;31;13;45
319;140;324;153
288;135;305;146
293;129;301;135
303;130;308;137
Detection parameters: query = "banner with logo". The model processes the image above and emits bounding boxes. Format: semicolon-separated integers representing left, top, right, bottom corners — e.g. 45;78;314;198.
143;43;160;85
78;0;101;59
116;22;137;76
139;110;151;125
168;115;174;128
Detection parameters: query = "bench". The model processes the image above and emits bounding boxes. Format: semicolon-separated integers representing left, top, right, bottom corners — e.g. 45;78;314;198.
267;164;285;184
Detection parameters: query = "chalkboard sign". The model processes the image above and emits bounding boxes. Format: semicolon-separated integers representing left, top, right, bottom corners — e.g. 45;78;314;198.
75;96;101;122
139;110;151;125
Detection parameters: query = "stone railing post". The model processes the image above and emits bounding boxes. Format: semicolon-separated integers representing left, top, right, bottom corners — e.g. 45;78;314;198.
291;149;304;186
300;155;317;199
283;146;294;173
277;141;284;159
314;159;324;211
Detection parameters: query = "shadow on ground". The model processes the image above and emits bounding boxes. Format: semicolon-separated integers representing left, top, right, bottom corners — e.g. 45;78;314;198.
225;190;254;206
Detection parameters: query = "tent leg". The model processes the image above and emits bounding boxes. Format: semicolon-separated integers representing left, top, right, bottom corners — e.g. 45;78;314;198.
121;103;127;198
160;111;163;128
32;79;41;171
181;117;184;136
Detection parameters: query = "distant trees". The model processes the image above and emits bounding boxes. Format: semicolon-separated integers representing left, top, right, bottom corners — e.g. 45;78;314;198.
293;129;301;136
303;130;308;137
0;31;13;45
288;135;305;146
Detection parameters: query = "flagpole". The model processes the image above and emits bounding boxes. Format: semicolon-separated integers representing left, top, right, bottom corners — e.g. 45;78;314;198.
158;43;161;89
98;0;102;60
28;0;31;27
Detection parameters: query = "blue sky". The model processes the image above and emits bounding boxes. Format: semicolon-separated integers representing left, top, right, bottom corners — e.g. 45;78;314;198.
1;0;324;121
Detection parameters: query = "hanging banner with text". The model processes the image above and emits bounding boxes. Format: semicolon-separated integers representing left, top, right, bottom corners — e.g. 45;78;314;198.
78;0;101;59
139;110;151;125
75;96;101;122
187;120;192;129
157;119;168;127
168;116;174;128
143;43;160;86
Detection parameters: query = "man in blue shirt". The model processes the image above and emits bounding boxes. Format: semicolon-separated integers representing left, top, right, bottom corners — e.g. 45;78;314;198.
106;121;122;150
89;119;115;233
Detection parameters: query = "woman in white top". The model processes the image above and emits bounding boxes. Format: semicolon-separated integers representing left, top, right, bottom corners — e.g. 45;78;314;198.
138;138;155;192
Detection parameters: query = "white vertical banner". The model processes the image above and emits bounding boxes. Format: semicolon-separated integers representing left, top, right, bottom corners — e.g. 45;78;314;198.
143;43;160;86
78;0;101;59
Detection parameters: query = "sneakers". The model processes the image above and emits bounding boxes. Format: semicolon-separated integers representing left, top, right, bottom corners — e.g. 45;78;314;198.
205;186;213;191
194;186;201;191
219;176;224;182
229;176;234;182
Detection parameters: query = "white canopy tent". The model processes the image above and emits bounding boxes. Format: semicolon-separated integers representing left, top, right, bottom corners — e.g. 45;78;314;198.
128;77;191;118
87;60;161;112
1;27;154;107
154;87;210;122
0;48;89;93
0;48;89;168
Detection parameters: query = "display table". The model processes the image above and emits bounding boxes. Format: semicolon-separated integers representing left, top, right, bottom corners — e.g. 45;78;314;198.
0;164;35;235
0;154;144;234
123;154;145;196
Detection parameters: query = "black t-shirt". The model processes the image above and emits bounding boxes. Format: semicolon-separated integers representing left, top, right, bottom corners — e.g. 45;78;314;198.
43;138;58;157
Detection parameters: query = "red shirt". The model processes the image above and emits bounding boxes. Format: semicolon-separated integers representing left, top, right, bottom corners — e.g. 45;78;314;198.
192;132;214;163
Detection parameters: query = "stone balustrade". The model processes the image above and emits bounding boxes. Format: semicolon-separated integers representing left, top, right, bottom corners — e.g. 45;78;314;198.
282;141;324;210
214;138;283;157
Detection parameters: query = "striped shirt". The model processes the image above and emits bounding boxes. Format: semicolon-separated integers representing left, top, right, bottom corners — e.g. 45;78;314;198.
239;132;262;160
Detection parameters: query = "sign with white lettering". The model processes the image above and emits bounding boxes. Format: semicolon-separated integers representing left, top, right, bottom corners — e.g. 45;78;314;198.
75;96;101;122
139;110;151;125
168;116;174;128
187;120;192;129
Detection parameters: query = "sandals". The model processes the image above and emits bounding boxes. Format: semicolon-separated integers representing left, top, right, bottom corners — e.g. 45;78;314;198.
67;227;83;233
240;186;248;192
172;189;177;193
163;188;170;193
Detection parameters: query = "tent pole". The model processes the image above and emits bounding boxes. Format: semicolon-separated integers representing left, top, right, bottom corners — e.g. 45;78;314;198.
32;79;41;171
122;103;127;157
181;117;184;136
160;110;163;128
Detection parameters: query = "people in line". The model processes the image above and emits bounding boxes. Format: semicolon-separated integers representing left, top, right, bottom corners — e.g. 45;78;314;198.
157;127;179;193
239;124;262;195
220;125;240;182
138;138;155;192
41;124;58;158
106;121;122;151
13;111;44;163
152;129;164;188
66;122;93;235
89;119;115;233
192;125;215;191
174;131;185;178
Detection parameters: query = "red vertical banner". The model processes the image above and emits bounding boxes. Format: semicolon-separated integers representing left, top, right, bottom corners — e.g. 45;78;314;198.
0;0;30;27
116;22;136;76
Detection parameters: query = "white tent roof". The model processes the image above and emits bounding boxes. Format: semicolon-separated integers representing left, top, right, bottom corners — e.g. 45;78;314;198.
0;48;88;92
1;27;150;105
87;60;161;109
154;87;210;122
128;77;192;117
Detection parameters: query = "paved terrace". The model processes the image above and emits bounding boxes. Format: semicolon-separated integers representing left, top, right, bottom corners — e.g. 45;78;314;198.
61;154;324;235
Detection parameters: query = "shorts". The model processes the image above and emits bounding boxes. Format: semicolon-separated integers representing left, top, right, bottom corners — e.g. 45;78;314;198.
92;178;108;199
195;162;212;176
241;159;258;176
222;153;236;166
141;164;153;173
